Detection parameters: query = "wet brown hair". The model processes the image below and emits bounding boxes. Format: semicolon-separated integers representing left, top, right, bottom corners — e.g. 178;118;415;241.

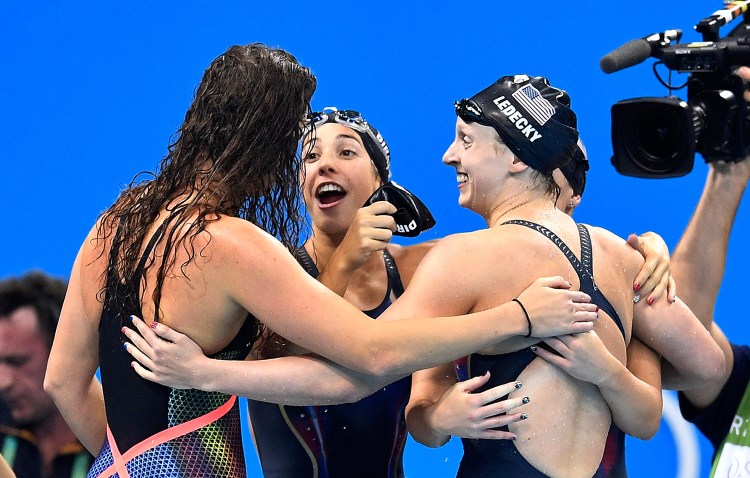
96;43;316;338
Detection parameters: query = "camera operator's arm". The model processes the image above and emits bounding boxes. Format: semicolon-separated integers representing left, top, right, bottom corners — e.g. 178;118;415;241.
671;158;750;402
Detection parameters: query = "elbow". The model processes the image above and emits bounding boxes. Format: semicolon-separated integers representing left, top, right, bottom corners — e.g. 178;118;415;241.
692;343;727;388
620;410;661;441
665;339;727;390
636;415;661;441
411;433;449;449
43;369;66;403
631;423;660;441
365;359;401;378
336;384;374;404
358;344;404;378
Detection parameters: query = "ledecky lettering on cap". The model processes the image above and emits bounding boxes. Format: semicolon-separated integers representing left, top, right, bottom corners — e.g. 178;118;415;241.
491;96;543;143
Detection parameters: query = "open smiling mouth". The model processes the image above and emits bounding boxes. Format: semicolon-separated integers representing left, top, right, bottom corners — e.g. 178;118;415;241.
316;183;347;205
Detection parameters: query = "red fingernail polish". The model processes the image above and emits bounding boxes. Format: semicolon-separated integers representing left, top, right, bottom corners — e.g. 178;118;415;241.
595;306;599;312
149;322;157;329
647;297;655;305
633;283;641;291
121;327;127;334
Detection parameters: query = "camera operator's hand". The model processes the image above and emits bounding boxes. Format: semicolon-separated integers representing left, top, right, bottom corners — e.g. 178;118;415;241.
736;66;750;102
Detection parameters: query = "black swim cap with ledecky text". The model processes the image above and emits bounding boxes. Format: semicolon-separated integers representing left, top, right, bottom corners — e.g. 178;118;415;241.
456;74;579;174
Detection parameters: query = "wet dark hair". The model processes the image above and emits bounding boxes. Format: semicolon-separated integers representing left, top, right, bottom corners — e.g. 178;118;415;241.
96;43;316;338
0;271;68;348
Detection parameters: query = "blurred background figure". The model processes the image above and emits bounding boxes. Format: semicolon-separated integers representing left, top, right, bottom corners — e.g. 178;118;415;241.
674;155;750;474
0;272;92;478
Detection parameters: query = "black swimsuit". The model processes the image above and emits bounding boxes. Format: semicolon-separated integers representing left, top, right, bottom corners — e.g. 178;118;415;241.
90;220;256;478
455;220;626;478
248;248;412;478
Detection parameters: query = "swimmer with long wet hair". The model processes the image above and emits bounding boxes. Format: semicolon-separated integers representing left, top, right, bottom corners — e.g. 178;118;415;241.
44;46;599;477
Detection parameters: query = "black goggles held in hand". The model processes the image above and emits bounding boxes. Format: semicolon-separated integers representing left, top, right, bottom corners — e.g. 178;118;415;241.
364;181;436;238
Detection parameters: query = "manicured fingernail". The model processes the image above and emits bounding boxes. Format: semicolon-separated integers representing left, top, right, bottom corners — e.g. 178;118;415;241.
596;313;599;319
511;436;517;441
514;382;523;389
522;396;530;404
633;294;641;303
647;297;655;305
149;322;158;329
121;327;127;334
520;413;528;420
566;281;572;286
595;306;599;312
530;345;538;352
123;343;127;350
633;283;641;291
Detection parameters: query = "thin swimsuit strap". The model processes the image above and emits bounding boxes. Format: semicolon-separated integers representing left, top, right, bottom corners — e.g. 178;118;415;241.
134;217;177;324
501;219;625;339
382;249;405;296
104;215;174;324
295;246;404;313
296;247;402;288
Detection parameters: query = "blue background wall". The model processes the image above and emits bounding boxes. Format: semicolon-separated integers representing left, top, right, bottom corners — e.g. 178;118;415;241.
2;2;749;476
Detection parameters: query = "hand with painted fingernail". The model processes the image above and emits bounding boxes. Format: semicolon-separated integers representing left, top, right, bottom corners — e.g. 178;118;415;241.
121;316;209;390
627;232;676;305
533;331;619;386
425;372;529;441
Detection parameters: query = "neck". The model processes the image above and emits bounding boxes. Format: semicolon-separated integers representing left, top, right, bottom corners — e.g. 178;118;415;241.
304;228;343;270
29;412;79;471
484;187;556;228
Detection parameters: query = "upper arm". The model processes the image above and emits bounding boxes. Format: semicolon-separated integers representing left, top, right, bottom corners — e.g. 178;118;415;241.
633;297;724;389
626;338;662;390
380;235;477;322
47;226;105;388
389;240;439;289
214;221;382;369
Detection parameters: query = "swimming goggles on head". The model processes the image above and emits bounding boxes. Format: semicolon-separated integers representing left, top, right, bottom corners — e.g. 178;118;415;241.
454;98;493;126
304;107;391;182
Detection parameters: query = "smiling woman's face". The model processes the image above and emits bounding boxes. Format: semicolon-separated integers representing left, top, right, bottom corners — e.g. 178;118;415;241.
301;123;382;236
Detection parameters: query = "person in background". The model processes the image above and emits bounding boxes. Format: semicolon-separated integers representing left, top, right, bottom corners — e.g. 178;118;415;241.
673;68;750;474
0;271;92;478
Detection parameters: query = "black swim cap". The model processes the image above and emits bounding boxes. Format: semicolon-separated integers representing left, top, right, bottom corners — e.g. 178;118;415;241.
455;74;579;174
559;139;589;196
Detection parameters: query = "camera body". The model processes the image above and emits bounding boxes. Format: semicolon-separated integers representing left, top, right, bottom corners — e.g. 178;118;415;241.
611;19;750;178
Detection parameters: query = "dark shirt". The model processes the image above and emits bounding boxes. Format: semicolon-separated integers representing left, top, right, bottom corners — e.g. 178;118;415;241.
679;343;750;454
0;425;93;478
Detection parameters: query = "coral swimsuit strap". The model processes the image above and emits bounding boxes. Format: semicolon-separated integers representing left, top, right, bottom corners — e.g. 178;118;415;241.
95;395;237;478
